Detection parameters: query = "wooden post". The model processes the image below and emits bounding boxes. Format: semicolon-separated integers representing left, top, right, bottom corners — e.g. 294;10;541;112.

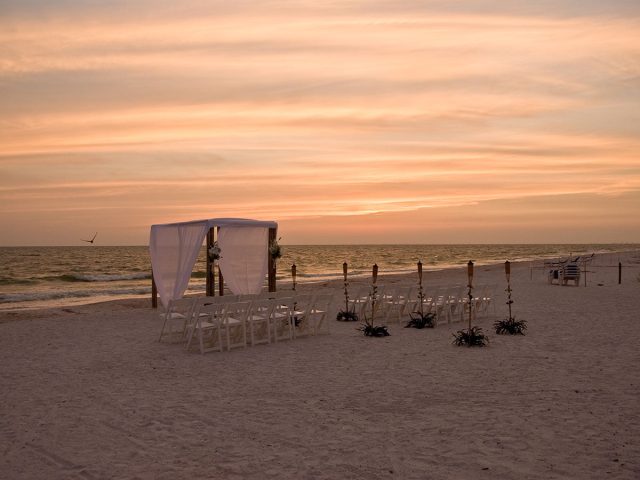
206;228;215;296
618;262;622;284
268;227;277;292
292;263;297;291
151;272;158;309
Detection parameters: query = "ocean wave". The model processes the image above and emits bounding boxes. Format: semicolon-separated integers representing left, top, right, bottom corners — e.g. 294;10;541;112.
47;273;152;283
0;287;152;304
0;276;40;286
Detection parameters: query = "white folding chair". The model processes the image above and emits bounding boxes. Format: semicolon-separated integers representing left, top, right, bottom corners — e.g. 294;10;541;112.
484;284;497;315
158;297;197;343
290;294;314;338
221;301;250;351
432;286;452;325
247;298;273;346
347;285;370;320
308;293;334;335
383;286;414;324
185;298;225;354
272;297;294;342
473;284;491;318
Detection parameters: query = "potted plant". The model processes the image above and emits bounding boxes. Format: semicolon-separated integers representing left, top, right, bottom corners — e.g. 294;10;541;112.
452;326;489;346
405;311;435;329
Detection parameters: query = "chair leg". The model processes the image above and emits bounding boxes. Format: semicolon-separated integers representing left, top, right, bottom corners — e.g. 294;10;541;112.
198;326;205;355
159;315;169;342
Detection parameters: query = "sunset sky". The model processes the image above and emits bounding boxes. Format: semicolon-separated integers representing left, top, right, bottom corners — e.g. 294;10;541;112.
1;0;639;245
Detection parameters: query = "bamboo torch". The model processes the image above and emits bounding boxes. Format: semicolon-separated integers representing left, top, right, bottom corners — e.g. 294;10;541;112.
418;260;424;316
371;264;379;323
343;262;349;313
505;261;512;320
467;260;474;330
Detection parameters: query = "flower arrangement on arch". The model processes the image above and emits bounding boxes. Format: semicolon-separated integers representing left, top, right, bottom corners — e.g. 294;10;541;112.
208;241;222;260
269;237;282;260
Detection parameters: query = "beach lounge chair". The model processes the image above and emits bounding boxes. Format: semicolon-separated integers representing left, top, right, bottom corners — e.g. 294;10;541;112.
546;258;562;284
560;263;581;286
547;258;570;284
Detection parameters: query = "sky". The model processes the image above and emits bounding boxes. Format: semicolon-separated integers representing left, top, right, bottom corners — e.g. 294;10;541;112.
1;0;639;245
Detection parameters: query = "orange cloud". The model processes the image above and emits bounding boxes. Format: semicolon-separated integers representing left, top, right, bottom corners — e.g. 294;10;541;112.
1;2;639;245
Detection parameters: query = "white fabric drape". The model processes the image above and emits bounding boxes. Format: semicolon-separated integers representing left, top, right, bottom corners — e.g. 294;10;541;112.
149;221;209;308
217;226;269;295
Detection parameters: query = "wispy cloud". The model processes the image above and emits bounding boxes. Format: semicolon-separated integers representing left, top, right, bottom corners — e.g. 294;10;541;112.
1;1;639;244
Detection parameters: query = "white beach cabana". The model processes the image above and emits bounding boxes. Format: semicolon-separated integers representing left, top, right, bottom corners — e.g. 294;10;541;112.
149;218;278;308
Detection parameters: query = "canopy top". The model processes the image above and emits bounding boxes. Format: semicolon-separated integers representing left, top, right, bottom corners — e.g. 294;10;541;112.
151;217;278;230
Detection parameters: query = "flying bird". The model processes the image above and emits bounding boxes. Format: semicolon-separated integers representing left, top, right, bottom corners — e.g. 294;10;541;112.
81;232;98;244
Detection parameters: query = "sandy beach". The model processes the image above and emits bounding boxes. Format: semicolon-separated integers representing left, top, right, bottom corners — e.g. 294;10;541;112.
1;250;639;479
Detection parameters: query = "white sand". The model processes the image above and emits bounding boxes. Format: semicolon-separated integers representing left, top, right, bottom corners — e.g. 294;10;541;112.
1;251;639;479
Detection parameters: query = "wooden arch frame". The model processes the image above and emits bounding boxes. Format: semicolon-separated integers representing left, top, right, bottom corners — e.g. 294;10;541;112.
151;220;278;308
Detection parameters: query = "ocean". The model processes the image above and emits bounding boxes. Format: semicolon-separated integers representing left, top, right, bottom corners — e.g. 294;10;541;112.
0;244;636;310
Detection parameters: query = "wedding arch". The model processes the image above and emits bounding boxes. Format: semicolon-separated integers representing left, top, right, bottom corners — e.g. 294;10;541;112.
149;218;278;308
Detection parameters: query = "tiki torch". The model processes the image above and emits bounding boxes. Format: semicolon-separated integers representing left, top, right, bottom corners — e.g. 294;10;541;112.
343;262;349;313
418;260;424;316
467;260;474;330
505;260;513;320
